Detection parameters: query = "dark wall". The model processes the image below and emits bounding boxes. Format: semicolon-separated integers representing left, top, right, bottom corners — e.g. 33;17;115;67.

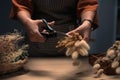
0;0;23;35
90;0;117;53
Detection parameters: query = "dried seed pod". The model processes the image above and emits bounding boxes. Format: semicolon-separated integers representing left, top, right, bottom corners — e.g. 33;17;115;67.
77;48;88;56
116;67;120;74
60;40;68;45
94;58;101;64
94;69;104;78
66;48;72;56
115;41;120;46
116;50;120;54
56;40;68;48
67;46;76;55
72;51;79;60
106;49;116;59
74;40;82;48
65;41;75;48
78;35;82;40
93;63;101;70
117;52;120;57
71;32;79;40
107;49;115;56
56;35;74;48
79;40;90;50
102;57;110;61
118;46;120;50
114;57;120;62
74;32;79;36
111;61;119;68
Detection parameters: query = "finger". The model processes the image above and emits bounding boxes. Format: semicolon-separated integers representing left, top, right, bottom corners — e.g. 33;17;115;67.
30;31;46;42
48;21;55;27
36;20;46;27
32;36;45;43
37;32;46;42
66;29;76;35
41;29;49;34
66;31;71;35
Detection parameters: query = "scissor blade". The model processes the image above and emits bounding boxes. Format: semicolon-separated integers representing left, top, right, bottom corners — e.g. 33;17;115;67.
55;31;67;36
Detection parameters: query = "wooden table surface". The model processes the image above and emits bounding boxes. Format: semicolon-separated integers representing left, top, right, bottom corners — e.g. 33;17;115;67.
0;57;120;80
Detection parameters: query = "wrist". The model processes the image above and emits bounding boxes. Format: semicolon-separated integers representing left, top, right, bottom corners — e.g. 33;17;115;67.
82;19;92;25
82;20;92;27
24;17;33;23
81;19;93;29
21;18;34;31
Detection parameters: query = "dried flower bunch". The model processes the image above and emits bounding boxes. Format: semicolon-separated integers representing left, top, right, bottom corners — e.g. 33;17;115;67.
92;41;120;77
0;30;28;75
56;32;90;61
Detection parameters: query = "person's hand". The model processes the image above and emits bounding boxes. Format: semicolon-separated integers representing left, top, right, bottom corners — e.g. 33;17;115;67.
66;21;92;43
24;19;55;42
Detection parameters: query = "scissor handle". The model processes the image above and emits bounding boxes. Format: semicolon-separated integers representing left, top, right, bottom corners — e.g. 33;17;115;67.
39;19;57;38
42;19;55;32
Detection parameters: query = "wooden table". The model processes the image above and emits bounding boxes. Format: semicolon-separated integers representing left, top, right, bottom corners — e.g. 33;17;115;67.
0;57;120;80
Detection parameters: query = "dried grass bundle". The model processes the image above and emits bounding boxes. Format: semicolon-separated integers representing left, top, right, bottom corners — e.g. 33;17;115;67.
0;30;28;75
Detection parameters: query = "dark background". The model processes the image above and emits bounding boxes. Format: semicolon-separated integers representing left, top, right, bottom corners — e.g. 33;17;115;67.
0;0;23;34
0;0;119;54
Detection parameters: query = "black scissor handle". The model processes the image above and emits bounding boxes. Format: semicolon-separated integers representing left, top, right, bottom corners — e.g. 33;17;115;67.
42;19;55;32
40;19;57;38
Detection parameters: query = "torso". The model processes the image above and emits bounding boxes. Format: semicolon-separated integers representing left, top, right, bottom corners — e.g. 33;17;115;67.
29;0;79;54
32;0;78;28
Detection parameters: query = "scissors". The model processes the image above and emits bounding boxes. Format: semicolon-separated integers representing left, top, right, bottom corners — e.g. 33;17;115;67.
41;19;67;38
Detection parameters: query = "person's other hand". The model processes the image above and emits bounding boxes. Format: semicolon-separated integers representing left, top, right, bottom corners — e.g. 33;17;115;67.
66;21;91;43
24;19;55;42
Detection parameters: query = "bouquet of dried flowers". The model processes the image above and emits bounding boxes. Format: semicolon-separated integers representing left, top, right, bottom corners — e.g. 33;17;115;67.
56;32;90;65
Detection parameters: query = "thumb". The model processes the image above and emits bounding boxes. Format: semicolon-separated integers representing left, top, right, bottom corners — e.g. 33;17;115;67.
36;20;46;27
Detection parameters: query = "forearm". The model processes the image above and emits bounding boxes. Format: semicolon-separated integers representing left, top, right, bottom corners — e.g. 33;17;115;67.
17;11;32;29
81;11;95;22
81;11;95;27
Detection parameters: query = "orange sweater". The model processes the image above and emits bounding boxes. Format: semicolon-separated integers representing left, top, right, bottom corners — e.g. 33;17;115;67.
10;0;99;30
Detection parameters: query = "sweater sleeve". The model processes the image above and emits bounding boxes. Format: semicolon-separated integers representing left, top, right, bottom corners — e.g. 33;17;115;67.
10;0;33;19
77;0;99;30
